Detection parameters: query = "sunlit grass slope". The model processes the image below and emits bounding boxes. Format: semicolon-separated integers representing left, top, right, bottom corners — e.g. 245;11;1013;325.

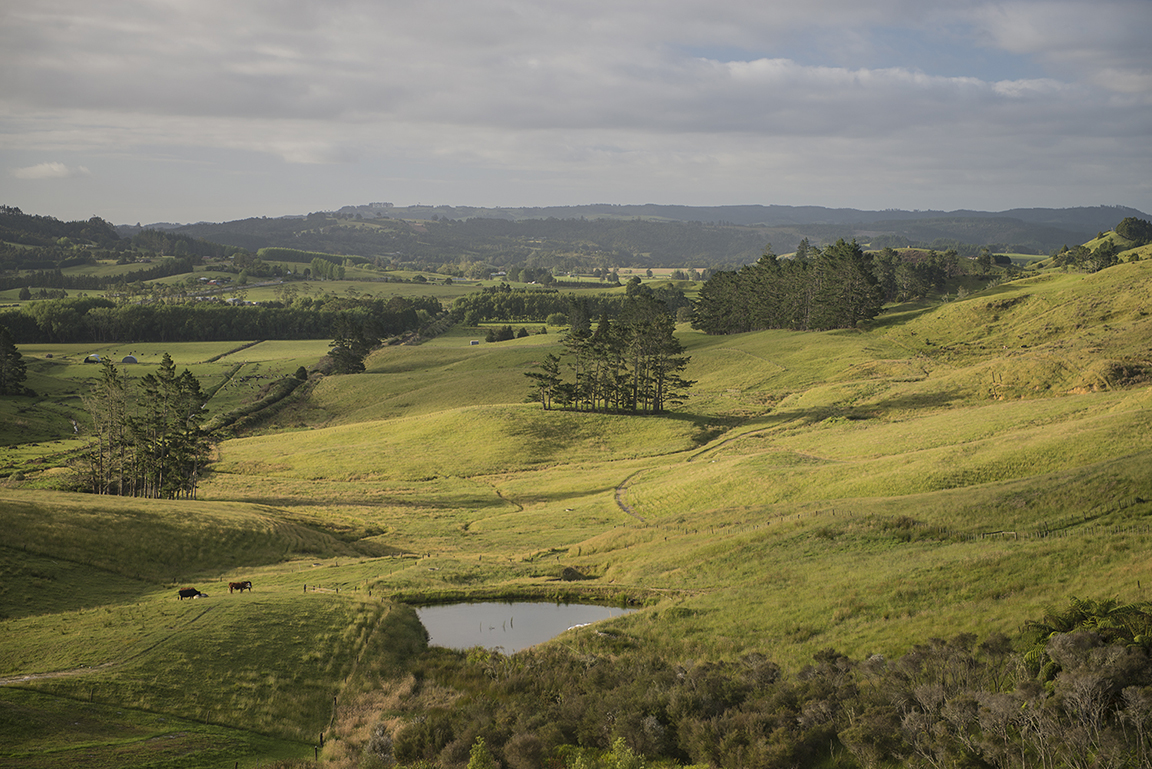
213;404;703;481
0;489;386;592
228;260;1152;666
4;258;1152;763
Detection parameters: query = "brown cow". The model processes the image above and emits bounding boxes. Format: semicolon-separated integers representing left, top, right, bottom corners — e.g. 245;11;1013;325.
229;580;252;593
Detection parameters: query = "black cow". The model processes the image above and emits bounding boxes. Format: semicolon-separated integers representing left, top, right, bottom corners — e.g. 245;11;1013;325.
178;587;207;600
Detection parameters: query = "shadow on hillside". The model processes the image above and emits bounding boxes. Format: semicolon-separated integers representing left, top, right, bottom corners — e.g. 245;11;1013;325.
495;484;621;509
860;388;967;413
867;301;939;330
760;388;966;427
869;281;1035;331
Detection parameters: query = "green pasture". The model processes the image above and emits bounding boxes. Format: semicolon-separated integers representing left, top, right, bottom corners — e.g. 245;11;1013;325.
59;258;183;279
0;340;333;471
3;258;1152;764
0;687;309;769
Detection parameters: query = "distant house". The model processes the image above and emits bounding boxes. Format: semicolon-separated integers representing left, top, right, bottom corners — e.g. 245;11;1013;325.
121;355;138;364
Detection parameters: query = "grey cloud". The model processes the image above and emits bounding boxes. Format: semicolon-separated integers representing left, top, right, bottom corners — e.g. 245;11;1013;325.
1;0;1148;220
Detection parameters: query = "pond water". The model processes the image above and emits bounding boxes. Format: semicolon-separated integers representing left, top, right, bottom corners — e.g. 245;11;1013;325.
416;601;635;653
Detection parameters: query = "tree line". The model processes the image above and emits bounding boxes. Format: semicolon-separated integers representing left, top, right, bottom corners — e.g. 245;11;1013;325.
76;354;211;498
690;240;984;335
381;597;1152;769
526;287;693;414
449;282;691;326
0;295;442;344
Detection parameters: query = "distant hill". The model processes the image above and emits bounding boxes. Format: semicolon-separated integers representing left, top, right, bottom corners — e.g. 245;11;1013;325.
139;204;1149;265
335;202;1147;232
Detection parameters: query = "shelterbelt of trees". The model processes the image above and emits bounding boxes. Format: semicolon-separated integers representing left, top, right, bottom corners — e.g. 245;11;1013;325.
448;280;692;326
0;294;443;344
691;220;1151;337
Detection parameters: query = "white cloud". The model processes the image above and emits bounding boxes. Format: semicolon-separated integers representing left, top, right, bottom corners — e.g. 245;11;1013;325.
12;161;91;179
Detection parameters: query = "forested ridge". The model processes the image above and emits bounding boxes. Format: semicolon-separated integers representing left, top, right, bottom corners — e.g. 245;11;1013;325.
166;206;1133;274
0;205;246;292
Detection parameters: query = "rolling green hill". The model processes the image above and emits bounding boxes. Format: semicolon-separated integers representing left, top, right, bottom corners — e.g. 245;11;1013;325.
2;249;1152;766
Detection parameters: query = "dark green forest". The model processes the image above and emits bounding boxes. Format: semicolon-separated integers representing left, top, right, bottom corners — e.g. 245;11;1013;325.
0;294;442;344
691;240;889;334
448;282;691;326
165;207;1118;275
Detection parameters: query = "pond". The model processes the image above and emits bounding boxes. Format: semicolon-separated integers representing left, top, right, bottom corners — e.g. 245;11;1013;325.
415;601;636;653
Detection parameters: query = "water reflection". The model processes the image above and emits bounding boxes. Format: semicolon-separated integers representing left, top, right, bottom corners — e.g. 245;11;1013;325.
416;601;635;653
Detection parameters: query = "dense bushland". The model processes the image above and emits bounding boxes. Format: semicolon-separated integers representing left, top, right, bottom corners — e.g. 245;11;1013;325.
384;599;1152;769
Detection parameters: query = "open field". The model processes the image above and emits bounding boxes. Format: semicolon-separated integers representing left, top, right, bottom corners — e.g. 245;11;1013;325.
0;339;334;458
2;259;1152;765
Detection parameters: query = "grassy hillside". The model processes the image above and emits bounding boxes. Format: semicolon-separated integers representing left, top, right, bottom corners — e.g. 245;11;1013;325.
2;256;1152;766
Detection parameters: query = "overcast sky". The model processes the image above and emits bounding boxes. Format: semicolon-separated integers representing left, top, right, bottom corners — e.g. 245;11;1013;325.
2;0;1150;224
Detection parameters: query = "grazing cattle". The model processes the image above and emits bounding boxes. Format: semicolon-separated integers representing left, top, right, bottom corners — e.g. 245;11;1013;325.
178;587;207;600
228;580;253;593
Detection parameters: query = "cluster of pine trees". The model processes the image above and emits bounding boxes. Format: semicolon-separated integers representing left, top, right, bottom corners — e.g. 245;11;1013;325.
691;239;886;334
526;288;692;414
76;354;211;498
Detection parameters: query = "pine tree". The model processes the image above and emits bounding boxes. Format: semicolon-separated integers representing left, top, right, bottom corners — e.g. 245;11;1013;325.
525;353;562;410
79;360;128;494
0;325;29;395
